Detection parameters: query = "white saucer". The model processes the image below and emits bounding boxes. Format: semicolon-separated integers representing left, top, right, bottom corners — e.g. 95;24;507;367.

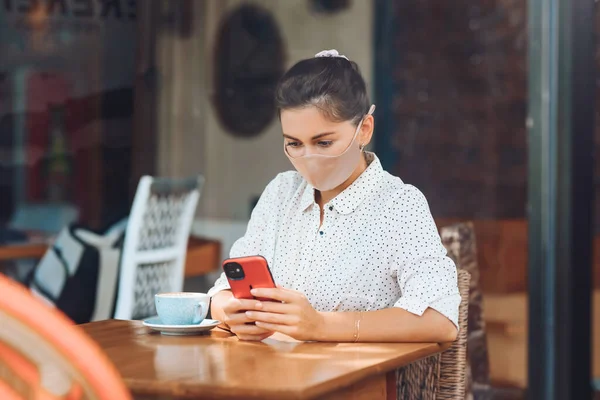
142;317;220;336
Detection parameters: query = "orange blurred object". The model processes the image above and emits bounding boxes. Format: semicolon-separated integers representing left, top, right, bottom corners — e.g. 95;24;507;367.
0;274;131;400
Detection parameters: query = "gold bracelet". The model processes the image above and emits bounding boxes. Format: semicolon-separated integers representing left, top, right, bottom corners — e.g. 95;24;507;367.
353;311;363;342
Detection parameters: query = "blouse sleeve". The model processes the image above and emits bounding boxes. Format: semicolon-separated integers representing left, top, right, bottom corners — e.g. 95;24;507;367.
391;186;461;328
207;174;285;297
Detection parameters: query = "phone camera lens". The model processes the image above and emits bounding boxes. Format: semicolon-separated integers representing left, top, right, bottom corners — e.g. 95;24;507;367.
224;262;245;280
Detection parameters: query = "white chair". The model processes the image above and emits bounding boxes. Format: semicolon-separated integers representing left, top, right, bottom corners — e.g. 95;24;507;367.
113;175;204;320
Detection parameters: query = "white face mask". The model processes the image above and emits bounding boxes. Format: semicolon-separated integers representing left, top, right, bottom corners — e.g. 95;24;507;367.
284;105;375;191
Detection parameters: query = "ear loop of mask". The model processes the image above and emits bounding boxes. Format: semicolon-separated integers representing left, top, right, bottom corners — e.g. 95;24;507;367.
357;104;376;153
329;104;376;158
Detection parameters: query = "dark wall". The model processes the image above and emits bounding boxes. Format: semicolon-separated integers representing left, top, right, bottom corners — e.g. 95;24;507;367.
382;1;600;227
381;0;528;219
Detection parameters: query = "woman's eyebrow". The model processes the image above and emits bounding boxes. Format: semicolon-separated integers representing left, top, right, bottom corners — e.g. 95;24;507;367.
283;133;300;141
282;132;336;141
311;132;336;140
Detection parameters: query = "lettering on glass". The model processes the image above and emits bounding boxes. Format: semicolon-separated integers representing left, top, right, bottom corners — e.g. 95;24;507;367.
3;0;136;19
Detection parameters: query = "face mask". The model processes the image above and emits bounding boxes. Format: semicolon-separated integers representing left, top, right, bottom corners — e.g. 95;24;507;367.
285;105;375;191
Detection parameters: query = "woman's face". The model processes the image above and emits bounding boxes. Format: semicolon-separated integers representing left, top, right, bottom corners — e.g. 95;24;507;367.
280;107;373;158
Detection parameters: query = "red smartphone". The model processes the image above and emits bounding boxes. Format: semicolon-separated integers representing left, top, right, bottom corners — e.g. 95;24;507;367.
222;256;276;300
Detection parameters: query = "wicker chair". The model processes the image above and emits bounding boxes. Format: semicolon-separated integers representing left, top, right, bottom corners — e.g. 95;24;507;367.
396;268;470;399
437;268;471;399
441;222;491;399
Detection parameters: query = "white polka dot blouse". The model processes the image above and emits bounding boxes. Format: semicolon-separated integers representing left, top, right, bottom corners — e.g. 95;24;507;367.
208;152;461;327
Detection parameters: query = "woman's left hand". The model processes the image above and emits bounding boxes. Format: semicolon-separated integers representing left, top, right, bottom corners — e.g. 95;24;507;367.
244;287;325;341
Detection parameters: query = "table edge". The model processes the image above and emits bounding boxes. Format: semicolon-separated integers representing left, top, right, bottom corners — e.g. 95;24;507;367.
122;342;448;399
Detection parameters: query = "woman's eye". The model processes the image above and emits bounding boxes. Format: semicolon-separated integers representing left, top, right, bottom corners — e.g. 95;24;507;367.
286;141;301;147
317;141;333;147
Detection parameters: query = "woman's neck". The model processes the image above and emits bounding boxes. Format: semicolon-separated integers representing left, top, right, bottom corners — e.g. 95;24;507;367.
316;154;369;208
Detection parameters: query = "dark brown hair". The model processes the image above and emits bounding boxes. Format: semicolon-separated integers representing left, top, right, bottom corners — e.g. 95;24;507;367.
274;56;370;125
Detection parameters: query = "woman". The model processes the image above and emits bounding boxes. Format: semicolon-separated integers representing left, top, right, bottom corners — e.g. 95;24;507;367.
208;50;460;343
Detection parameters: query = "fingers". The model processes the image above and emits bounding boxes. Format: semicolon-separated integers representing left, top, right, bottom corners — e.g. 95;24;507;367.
245;311;299;326
220;289;310;341
237;332;274;341
223;299;273;340
228;322;272;336
254;321;293;336
250;288;301;303
222;311;254;326
253;301;293;314
277;285;301;294
223;298;262;313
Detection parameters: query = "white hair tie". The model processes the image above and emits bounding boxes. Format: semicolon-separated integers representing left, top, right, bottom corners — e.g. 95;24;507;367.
315;49;349;61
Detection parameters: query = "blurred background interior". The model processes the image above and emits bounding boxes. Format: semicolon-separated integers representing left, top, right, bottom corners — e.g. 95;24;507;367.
0;0;598;398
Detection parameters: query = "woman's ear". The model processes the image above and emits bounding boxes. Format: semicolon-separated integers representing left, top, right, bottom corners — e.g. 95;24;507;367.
359;115;375;148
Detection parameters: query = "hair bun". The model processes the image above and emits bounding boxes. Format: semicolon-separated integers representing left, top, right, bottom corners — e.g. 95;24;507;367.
276;49;369;124
314;49;349;61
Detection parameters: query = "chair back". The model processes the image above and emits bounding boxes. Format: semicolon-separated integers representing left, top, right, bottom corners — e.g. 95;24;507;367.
441;222;491;398
437;268;470;399
0;274;131;400
113;175;204;320
395;269;470;400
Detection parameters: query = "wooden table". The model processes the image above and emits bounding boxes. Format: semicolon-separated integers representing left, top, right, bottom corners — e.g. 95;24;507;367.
0;236;220;278
81;320;450;400
0;241;48;261
183;236;221;277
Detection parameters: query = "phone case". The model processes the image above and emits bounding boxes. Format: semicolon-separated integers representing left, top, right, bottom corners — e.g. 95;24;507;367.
223;256;276;300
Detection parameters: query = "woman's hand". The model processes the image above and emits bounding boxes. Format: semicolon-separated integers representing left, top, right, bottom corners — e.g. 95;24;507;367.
244;287;325;341
220;296;274;341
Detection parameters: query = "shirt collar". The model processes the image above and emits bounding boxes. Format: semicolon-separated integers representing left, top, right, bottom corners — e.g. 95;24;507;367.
300;152;385;214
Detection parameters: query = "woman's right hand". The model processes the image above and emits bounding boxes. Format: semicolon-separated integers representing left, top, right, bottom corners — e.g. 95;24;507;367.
212;291;274;341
